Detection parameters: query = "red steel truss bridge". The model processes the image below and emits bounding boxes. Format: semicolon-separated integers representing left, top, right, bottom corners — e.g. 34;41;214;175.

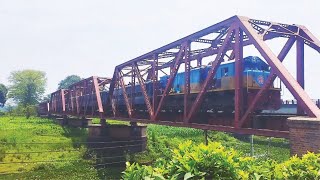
42;15;320;138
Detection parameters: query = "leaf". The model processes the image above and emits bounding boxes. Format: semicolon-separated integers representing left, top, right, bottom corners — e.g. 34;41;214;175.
144;177;154;180
153;174;166;180
254;173;263;180
184;172;195;180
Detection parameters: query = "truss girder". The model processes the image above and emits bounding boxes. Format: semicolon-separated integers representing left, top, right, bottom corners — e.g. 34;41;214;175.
48;15;320;137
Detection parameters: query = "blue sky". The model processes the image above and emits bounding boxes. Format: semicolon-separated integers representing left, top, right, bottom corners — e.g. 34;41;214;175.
0;0;319;99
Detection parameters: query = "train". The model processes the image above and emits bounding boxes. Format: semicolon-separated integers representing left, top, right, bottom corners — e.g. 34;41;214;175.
112;56;280;114
39;56;281;117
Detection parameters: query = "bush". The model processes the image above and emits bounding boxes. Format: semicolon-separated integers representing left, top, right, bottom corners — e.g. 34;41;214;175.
123;141;252;179
274;153;320;179
123;141;320;180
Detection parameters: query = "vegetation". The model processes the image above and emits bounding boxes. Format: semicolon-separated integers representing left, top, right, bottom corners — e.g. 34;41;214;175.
129;125;290;165
58;75;82;89
0;84;7;107
0;116;129;179
124;141;320;180
8;70;47;118
0;116;99;179
1;115;315;179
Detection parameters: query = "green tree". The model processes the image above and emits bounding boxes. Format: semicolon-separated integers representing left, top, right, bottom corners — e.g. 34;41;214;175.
0;84;7;107
8;70;47;118
58;75;81;89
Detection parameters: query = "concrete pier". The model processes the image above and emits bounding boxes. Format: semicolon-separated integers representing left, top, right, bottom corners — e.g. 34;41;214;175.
87;124;147;167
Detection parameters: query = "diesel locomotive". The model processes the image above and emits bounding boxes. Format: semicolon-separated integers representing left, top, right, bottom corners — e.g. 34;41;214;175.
108;56;281;114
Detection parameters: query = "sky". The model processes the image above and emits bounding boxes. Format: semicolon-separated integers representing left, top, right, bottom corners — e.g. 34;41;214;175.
0;0;319;99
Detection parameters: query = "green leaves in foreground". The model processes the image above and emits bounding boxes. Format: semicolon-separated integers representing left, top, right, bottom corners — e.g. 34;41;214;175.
122;141;320;180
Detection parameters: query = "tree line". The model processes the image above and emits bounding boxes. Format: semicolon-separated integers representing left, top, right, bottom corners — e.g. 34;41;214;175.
0;70;81;118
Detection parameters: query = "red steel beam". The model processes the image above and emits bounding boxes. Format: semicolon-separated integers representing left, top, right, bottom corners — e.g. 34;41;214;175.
50;89;67;114
111;117;289;138
296;38;305;115
152;54;158;114
93;76;104;119
116;16;237;69
50;92;56;113
238;36;296;127
131;64;136;113
184;42;191;122
186;25;235;122
61;89;66;112
69;88;74;114
108;71;117;117
298;26;320;52
234;26;243;128
75;85;80;115
82;79;90;116
153;43;187;121
133;63;154;118
118;70;133;118
240;18;320;118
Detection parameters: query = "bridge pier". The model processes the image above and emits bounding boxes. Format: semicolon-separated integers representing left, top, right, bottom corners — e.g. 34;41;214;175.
288;117;320;156
87;124;147;167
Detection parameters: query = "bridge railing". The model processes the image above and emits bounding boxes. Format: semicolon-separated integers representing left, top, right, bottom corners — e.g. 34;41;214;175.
282;99;320;108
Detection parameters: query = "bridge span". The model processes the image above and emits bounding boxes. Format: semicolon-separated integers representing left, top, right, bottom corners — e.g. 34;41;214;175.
39;15;320;145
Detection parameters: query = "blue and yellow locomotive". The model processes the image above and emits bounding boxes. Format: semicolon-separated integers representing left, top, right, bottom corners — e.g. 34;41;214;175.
106;56;281;114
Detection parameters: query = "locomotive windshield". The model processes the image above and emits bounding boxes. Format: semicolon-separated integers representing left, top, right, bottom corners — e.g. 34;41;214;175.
243;56;269;71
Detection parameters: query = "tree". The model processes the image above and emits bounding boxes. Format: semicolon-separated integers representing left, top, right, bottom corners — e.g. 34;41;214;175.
58;75;81;89
0;84;7;107
8;70;47;118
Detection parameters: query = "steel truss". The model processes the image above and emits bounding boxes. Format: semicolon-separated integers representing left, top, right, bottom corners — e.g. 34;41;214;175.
50;16;320;138
50;76;111;120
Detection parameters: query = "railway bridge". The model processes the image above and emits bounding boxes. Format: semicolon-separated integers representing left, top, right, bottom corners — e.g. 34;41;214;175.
40;16;320;156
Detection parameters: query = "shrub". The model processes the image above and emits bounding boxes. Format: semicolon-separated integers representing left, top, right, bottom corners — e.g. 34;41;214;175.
123;141;320;180
123;141;251;179
274;153;320;179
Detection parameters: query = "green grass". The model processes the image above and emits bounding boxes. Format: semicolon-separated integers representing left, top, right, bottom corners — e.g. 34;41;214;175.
130;124;290;164
0;116;290;179
0;116;111;179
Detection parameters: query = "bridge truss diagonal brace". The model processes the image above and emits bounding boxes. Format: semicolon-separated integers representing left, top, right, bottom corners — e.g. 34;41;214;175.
108;71;118;117
238;36;296;127
133;63;154;118
186;24;236;122
92;76;105;119
153;43;188;121
239;19;320;118
117;70;133;118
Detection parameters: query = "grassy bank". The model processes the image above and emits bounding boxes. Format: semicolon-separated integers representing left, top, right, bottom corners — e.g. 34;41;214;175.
0;116;100;179
0;116;290;179
131;124;290;164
